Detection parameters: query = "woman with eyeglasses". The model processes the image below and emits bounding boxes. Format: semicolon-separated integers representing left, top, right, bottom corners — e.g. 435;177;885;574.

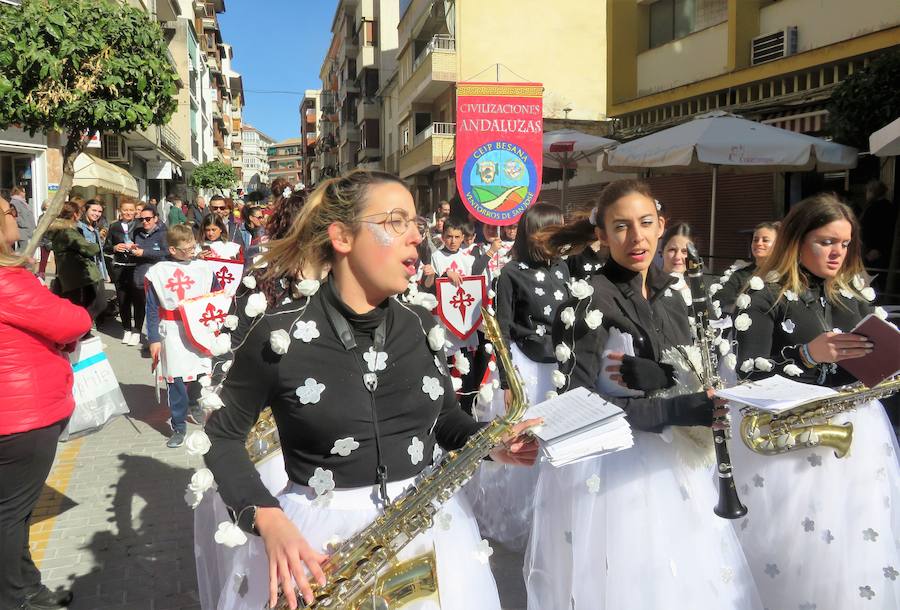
130;205;168;347
197;169;539;610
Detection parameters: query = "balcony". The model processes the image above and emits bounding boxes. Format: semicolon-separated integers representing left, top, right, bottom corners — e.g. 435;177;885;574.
159;125;185;161
399;35;456;105
398;122;455;179
340;121;360;144
356;97;379;123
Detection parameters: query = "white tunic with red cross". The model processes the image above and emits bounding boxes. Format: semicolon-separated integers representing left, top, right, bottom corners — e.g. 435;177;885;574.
431;248;486;352
145;260;214;382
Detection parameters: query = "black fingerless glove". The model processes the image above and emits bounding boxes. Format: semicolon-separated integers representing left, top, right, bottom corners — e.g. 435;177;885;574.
667;392;716;427
620;356;675;392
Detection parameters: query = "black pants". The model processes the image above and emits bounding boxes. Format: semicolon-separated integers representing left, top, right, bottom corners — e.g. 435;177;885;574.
112;266;145;333
61;282;107;324
0;419;66;608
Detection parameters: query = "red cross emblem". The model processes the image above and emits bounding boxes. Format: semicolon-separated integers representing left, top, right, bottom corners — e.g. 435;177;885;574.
215;265;235;287
450;286;475;320
164;268;196;301
198;302;227;327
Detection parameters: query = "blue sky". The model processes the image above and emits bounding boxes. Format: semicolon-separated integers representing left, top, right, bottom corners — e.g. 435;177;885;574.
218;0;339;143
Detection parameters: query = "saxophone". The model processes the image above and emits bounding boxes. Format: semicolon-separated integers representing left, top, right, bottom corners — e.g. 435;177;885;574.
740;376;900;457
268;309;528;609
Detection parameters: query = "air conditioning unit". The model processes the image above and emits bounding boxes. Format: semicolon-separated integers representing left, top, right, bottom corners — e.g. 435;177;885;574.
101;134;128;162
751;26;798;66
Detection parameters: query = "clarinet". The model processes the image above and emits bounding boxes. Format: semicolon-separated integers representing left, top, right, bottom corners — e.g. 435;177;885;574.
684;243;748;520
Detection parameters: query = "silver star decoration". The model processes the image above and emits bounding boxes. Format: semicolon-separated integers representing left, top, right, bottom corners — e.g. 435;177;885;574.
807;453;822;467
822;529;834;544
858;585;875;600
863;528;879;542
799;603;817;610
753;474;765;488
764;563;780;578
802;517;815;532
884;566;899;581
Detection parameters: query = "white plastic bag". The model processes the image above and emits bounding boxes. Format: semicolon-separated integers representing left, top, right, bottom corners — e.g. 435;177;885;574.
61;337;129;440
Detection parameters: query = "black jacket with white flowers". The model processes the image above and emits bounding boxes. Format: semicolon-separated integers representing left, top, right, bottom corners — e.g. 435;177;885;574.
204;280;483;529
734;271;875;387
553;259;715;433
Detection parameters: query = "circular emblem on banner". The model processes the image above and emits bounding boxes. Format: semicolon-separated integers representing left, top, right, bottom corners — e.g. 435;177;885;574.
460;141;537;225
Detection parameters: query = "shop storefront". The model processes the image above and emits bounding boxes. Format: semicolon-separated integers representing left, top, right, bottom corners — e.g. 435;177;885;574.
0;128;49;227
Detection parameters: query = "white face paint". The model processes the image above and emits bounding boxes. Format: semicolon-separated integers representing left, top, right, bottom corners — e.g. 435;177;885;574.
365;221;395;246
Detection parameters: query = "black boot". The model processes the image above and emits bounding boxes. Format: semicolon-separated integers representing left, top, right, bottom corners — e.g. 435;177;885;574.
23;585;73;609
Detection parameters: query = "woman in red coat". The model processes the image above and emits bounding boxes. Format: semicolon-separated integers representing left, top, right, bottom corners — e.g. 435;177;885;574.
0;195;92;610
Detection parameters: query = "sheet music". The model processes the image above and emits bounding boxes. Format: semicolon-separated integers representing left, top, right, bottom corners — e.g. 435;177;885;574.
524;387;625;443
715;375;838;413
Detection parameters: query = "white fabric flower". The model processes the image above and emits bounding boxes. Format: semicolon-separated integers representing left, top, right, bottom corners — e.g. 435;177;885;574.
664;288;673;298
282;186;292;199
483;343;494;354
534;287;545;297
861;287;876;302
487;360;497;371
410;292;438;310
722;353;737;371
783;364;803;377
184;489;203;509
244;292;267;317
754;357;774;372
488;289;496;299
718;340;731;356
781;319;796;334
568;279;594;300
534;324;546;336
560;306;576;329
553;290;564;301
838;288;853;299
296;279;320;296
534;271;545;282
241;275;257;289
735;294;751;310
709;283;722;296
210;333;231;356
451;376;462;391
330;437;360;457
874;306;888;320
784;290;798;302
543;305;552;316
545;391;558;400
586;474;601;494
363;347;388;372
551;370;567;389
555;343;572;363
308;467;335;496
748;276;764;291
198;391;224;411
223;315;239;331
739;358;755;373
555;270;564;280
477;383;494;405
452;351;470;375
408;436;424;464
852;274;866;291
734;313;752;332
427;326;447;352
473;539;493;565
189;468;215;495
422;376;444;401
214;521;247;548
585;310;603;330
296;378;326;404
269;329;291;355
292;320;320;343
712;300;723;319
185;430;212;456
518;262;528;270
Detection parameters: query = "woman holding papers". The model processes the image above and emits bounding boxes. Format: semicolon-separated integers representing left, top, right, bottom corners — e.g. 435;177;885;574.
732;193;900;610
523;179;762;610
466;203;570;552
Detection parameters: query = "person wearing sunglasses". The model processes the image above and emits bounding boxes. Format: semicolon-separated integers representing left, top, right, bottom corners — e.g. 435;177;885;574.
209;195;244;248
130;205;168;347
238;205;266;263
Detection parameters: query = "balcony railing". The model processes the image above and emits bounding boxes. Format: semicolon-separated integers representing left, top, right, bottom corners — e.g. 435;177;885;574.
160;125;185;160
412;35;456;73
412;122;455;148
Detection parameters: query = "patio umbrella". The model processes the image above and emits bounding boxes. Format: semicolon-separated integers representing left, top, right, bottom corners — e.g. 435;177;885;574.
600;110;857;258
543;129;617;214
870;117;900;157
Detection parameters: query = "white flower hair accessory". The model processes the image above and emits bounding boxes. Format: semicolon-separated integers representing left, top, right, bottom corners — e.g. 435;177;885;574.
282;186;292;199
654;199;662;212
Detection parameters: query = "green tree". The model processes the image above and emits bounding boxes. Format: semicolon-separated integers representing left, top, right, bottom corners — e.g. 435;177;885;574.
189;160;239;194
828;49;900;149
0;0;178;256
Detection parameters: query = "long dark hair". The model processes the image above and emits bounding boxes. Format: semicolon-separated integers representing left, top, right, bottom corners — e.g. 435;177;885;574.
200;213;227;243
266;190;308;240
511;203;564;264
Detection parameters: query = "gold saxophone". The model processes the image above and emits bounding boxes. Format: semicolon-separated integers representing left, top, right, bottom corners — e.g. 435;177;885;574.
265;309;528;609
739;376;900;457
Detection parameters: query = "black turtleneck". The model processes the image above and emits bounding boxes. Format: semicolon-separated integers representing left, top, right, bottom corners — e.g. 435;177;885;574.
203;279;485;532
735;271;874;386
552;258;715;432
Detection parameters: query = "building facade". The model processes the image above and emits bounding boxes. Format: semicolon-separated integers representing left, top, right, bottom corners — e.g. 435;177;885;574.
267;138;305;186
240;125;275;193
300;89;321;186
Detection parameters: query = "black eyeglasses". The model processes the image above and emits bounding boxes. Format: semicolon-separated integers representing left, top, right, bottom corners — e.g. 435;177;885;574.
140;216;155;221
211;206;227;211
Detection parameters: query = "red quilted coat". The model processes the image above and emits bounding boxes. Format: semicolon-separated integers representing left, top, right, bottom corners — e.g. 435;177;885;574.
0;266;92;435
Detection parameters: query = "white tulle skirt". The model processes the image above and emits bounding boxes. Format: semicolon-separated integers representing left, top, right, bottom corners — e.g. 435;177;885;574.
198;469;501;610
465;344;555;552
524;430;764;610
730;400;900;610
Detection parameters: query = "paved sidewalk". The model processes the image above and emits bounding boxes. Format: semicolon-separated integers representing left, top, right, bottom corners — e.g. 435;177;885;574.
31;318;528;610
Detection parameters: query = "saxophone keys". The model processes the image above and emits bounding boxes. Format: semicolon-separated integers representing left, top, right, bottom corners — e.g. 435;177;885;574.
797;429;820;445
775;433;796;449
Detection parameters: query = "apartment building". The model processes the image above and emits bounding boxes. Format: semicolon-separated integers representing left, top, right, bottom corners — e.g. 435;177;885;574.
300;90;322;186
605;0;900;261
390;0;608;211
241;125;275;193
222;43;245;178
267;138;305;185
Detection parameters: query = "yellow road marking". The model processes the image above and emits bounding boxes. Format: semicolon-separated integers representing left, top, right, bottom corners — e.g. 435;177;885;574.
28;438;84;566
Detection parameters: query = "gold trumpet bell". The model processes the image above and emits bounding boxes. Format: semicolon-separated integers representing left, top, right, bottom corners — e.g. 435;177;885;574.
355;550;440;610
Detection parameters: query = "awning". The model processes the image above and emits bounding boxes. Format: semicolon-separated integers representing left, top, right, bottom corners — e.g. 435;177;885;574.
869;117;900;157
760;107;829;134
73;153;139;197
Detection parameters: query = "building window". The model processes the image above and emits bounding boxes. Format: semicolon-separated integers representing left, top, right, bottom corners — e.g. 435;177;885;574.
649;0;727;48
363;20;377;46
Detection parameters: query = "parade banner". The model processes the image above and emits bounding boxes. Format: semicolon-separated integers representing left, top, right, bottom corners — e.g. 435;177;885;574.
435;275;488;341
456;82;543;226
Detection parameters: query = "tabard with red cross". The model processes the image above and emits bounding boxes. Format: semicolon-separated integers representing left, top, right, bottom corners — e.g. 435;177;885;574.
144;260;215;382
435;276;488;341
179;290;232;357
200;256;244;298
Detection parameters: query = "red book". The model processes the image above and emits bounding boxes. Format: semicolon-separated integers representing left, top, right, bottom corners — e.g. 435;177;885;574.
839;314;900;388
